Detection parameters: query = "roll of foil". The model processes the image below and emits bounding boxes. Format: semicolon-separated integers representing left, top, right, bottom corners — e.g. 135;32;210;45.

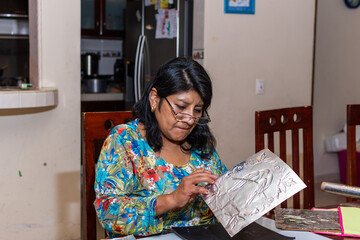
321;182;360;199
201;149;306;237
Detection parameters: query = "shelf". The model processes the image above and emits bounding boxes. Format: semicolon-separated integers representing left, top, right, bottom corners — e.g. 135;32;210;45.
0;34;28;39
81;92;124;102
0;14;28;18
0;87;58;109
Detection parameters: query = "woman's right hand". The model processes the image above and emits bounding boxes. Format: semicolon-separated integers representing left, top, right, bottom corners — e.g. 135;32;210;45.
155;170;217;215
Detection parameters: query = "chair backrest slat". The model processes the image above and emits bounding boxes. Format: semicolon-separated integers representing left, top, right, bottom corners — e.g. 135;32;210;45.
279;130;288;209
268;132;274;152
292;128;300;175
303;124;314;208
279;130;287;161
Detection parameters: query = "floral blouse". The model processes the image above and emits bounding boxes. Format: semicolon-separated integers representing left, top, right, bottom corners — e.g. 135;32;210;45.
94;119;227;237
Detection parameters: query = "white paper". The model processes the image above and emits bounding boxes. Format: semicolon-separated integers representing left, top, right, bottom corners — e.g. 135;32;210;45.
229;0;250;7
155;9;177;39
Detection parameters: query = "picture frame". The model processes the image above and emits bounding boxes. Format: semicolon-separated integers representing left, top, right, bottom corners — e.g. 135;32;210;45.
224;0;255;14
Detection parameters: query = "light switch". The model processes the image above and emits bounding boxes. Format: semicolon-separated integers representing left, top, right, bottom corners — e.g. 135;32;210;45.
256;78;265;95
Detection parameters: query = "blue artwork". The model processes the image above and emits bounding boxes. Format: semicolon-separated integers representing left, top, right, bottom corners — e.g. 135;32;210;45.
224;0;255;14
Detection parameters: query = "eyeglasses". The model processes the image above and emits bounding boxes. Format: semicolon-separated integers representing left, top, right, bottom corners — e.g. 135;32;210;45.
164;97;211;125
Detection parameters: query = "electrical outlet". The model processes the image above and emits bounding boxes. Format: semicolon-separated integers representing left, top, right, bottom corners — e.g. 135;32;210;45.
256;78;265;95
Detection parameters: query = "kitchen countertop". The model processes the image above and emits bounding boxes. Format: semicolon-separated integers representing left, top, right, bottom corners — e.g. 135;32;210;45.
0;87;58;109
81;92;124;102
0;88;123;109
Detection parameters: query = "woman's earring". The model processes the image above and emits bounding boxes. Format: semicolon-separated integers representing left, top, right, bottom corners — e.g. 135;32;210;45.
151;106;155;112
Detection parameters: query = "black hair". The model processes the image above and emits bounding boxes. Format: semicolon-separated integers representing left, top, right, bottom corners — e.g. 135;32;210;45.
132;57;216;158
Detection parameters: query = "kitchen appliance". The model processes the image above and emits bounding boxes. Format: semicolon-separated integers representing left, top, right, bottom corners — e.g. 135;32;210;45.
81;52;99;77
0;64;7;78
124;0;193;103
81;52;110;93
114;58;125;84
84;77;108;93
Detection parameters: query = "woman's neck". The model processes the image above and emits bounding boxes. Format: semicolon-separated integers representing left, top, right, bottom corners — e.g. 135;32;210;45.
138;121;190;167
158;141;190;167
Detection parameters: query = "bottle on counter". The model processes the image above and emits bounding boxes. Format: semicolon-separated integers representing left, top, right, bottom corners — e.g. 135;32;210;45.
114;59;125;85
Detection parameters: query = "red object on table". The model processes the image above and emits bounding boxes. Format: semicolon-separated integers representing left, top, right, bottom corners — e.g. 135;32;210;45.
337;150;360;186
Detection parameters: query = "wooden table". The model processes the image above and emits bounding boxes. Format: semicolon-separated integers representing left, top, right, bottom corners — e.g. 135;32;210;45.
121;217;353;240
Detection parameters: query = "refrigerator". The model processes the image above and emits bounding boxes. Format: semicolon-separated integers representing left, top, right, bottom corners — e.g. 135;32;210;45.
124;0;193;105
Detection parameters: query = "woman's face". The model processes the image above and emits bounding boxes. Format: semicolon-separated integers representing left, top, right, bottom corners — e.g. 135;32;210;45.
150;89;204;144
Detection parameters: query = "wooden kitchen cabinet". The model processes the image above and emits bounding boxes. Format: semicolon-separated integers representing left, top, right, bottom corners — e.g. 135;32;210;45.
81;0;126;38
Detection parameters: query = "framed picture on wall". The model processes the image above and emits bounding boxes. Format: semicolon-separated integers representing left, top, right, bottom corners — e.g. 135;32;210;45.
224;0;255;14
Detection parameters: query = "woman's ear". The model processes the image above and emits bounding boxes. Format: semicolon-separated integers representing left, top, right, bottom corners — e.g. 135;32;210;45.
149;88;159;110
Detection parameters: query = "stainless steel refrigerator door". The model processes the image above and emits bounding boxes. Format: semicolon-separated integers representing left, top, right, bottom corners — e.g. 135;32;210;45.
125;0;193;103
134;35;150;102
143;2;177;78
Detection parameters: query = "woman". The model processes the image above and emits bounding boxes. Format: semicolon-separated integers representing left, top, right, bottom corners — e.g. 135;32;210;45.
94;57;227;237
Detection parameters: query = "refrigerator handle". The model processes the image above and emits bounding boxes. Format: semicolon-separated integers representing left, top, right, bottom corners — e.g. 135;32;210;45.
134;35;145;102
138;37;146;102
143;36;150;90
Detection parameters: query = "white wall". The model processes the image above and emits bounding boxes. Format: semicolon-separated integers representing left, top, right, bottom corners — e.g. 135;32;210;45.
204;0;315;168
0;0;81;239
313;0;360;180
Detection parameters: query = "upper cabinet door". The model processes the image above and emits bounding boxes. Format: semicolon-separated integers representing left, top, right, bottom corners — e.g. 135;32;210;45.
102;0;126;34
81;0;125;39
81;0;100;36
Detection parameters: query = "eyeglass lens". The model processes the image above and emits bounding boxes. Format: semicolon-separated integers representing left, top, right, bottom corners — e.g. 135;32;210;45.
175;113;209;125
164;97;210;125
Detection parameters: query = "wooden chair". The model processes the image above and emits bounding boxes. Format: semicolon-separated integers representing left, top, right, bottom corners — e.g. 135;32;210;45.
82;111;133;240
255;106;314;210
346;104;360;202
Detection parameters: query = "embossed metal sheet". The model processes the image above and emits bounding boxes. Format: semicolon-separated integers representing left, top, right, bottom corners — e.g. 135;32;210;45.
202;149;306;237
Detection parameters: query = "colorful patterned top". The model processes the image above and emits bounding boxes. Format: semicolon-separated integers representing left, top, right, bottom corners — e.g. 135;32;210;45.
94;119;227;237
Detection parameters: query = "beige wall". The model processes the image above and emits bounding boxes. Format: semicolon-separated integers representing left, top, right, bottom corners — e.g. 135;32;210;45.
2;0;358;238
204;1;315;168
193;0;205;65
0;0;81;239
313;0;360;179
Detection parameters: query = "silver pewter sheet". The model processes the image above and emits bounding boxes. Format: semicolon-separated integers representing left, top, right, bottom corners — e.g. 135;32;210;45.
202;149;306;237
